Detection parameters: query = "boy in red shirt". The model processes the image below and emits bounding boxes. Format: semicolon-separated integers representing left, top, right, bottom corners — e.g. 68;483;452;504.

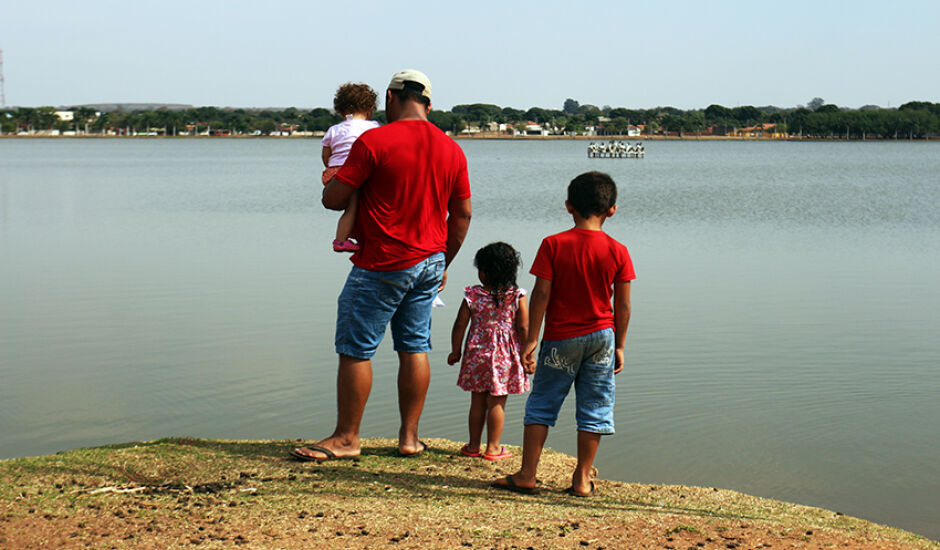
492;171;634;497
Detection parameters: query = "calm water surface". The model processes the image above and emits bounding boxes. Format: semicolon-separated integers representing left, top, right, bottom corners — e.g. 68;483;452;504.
1;138;938;540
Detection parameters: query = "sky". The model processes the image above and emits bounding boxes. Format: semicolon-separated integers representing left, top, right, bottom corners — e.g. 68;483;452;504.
2;0;939;112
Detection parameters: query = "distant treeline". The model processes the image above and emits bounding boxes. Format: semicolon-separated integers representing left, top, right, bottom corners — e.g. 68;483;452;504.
3;99;940;138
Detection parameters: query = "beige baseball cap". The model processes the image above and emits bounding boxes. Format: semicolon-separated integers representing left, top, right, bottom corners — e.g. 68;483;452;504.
387;69;432;99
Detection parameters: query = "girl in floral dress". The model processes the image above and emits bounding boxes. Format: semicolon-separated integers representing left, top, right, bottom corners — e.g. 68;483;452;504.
447;242;529;460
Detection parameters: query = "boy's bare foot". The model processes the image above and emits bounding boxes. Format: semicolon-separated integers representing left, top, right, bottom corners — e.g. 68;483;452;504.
398;426;427;457
397;440;428;457
570;472;595;496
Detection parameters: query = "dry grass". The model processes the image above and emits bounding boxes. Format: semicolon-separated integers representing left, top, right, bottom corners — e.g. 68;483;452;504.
1;437;937;549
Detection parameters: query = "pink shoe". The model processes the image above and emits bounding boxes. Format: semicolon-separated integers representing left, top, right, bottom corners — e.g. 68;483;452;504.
333;239;360;252
459;443;482;458
482;446;513;461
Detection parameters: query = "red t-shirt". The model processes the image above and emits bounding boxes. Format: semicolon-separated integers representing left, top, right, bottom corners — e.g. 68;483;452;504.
335;120;470;271
530;228;635;341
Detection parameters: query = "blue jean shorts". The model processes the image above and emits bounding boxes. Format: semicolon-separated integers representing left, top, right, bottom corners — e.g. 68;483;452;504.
335;253;445;359
523;328;616;434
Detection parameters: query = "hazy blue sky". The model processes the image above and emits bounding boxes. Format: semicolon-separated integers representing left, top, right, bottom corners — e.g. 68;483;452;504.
3;0;938;111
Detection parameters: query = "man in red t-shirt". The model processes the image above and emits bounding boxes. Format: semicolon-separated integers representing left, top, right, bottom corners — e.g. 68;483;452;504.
492;171;633;497
291;70;472;462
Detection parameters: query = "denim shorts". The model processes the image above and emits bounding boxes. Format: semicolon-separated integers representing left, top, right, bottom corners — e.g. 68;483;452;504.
335;253;445;359
523;328;616;434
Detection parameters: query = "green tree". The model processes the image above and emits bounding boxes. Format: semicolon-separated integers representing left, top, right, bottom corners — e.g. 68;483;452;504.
71;107;97;131
731;105;762;125
577;105;602;126
564;116;585;134
501;107;524;121
36;107;59;129
704;104;732;123
609;117;629;135
660;113;682;134
683;112;705;134
563;98;580;114
428;110;465;135
524;107;551;123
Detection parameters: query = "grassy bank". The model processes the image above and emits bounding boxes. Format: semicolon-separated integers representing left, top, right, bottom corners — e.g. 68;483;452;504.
1;438;936;549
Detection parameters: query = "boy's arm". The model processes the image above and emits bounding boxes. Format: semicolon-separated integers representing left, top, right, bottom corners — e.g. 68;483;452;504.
523;277;552;373
613;281;632;374
447;300;471;365
321;146;331;168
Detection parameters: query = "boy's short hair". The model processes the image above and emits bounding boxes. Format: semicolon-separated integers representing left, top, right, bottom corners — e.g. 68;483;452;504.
567;171;617;218
333;83;378;116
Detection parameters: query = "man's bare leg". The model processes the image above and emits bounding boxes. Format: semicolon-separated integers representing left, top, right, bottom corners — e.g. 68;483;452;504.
293;354;371;460
397;351;430;455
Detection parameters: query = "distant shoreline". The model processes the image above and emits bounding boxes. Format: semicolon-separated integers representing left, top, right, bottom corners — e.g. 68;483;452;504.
2;133;937;142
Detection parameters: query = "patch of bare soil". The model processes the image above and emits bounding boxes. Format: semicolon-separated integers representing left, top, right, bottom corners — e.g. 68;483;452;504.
1;438;937;549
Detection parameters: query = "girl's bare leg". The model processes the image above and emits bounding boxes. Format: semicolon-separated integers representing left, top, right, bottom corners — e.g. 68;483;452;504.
484;394;507;456
466;391;486;453
335;191;358;241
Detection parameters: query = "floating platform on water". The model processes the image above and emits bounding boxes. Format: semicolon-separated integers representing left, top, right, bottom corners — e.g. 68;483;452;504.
588;141;645;158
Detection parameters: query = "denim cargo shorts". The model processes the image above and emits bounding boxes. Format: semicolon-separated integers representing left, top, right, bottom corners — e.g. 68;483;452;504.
523;328;616;434
335;253;445;359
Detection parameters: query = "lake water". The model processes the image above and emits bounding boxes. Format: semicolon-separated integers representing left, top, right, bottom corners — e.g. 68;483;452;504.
1;138;938;540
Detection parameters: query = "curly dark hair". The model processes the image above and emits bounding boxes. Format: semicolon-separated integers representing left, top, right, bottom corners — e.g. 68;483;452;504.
567;171;617;219
474;242;521;306
333;83;378;116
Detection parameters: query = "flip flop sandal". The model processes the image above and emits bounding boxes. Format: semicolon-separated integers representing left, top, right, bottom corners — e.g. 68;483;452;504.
290;445;360;462
490;474;539;495
564;481;596;498
482;446;514;461
460;444;482;457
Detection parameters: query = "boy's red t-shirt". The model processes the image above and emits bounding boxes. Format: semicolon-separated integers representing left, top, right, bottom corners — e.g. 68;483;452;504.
335;120;470;271
530;228;635;341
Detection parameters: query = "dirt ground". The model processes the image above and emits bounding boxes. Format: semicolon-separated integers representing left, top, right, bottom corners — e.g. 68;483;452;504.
2;438;937;549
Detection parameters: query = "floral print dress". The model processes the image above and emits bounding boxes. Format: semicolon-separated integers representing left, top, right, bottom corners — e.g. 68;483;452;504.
457;285;529;395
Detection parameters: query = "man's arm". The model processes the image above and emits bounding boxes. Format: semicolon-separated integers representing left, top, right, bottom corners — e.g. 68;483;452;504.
438;196;472;292
613;281;631;374
444;197;472;267
322;177;355;211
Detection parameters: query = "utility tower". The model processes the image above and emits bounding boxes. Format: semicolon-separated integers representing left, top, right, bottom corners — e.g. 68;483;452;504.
0;49;5;108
